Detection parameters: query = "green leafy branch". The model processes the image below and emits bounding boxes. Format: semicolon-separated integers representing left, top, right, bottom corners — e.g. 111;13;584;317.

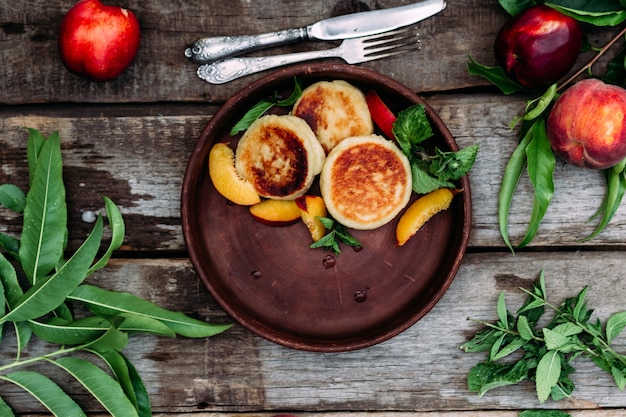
461;270;626;403
0;129;231;417
469;1;626;250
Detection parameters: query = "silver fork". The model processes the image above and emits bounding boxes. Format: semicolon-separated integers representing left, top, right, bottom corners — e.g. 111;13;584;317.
196;27;421;84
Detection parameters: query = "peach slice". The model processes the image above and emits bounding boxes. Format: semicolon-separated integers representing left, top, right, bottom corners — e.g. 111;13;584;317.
296;195;328;242
249;199;301;227
396;188;459;246
208;143;260;206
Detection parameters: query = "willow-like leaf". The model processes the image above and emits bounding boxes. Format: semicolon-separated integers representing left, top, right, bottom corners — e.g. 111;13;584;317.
517;120;555;248
1;370;87;417
0;233;19;260
28;316;110;345
1;217;102;323
582;160;626;242
87;196;125;277
12;321;33;362
116;313;176;337
0;184;26;213
50;356;139;417
0;395;15;416
26;128;46;186
94;350;152;417
69;284;231;338
498;126;533;251
19;131;67;284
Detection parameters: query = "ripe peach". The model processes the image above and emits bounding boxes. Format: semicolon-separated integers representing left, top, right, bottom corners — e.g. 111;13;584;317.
547;79;626;169
396;188;458;247
208;143;261;205
296;195;327;242
249;199;301;226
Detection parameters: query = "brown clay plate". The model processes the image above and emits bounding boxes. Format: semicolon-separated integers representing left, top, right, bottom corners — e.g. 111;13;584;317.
181;63;471;352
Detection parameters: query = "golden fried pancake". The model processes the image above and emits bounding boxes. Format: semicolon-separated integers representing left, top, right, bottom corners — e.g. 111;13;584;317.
320;135;412;230
235;114;325;200
292;80;373;153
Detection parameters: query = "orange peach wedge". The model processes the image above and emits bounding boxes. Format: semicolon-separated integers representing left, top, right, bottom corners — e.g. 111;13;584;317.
396;188;459;246
296;195;328;242
208;143;260;206
249;199;301;227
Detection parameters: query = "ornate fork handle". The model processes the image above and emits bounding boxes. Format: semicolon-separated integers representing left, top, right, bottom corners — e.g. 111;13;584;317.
184;28;308;63
197;48;341;84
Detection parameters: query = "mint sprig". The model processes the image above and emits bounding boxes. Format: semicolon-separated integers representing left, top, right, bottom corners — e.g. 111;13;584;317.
310;217;362;255
393;104;479;195
0;129;231;417
462;270;626;403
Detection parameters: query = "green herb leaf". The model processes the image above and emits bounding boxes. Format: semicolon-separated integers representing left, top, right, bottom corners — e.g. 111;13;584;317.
536;351;562;403
310;217;362;255
393;104;433;153
51;356;139;417
28;316;110;345
230;77;302;135
1;371;87;417
606;311;626;345
467;360;530;397
26;128;46;186
69;284;232;338
19;131;67;284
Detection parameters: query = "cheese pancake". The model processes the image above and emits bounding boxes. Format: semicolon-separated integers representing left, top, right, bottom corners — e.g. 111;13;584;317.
320;135;412;230
235;114;325;200
292;80;373;153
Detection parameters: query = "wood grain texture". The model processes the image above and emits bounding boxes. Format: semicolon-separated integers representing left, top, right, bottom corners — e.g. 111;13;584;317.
2;253;626;414
3;0;626;415
0;0;618;104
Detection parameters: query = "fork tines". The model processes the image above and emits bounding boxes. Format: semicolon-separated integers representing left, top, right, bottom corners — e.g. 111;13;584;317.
362;27;421;61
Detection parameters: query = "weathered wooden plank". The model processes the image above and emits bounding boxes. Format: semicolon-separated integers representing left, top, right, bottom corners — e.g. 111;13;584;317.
2;253;625;414
2;94;625;252
0;0;618;104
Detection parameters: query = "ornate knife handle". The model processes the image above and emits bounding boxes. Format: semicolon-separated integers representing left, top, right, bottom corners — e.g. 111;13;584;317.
197;48;341;84
184;28;308;64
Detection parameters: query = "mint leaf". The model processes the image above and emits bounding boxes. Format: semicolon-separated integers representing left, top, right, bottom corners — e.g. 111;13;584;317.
310;217;362;255
392;104;433;154
230;77;302;135
429;144;479;182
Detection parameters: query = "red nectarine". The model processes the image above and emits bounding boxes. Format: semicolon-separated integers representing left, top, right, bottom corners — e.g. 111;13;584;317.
494;5;582;89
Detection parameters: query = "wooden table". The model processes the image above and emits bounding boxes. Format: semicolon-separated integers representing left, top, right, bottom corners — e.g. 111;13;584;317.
2;0;626;416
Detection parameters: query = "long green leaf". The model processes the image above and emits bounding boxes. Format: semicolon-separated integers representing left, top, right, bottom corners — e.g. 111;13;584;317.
26;128;46;185
94;350;152;417
19;131;67;284
498;126;533;251
0;395;15;417
1;371;87;417
116;313;176;337
1;217;103;323
12;321;33;361
29;316;110;345
0;184;26;213
69;284;232;338
88;196;125;277
582;160;626;241
517;120;555;248
0;233;20;259
51;356;139;417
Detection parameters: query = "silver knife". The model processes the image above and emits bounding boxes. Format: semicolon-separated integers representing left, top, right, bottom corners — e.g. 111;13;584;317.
184;0;446;64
